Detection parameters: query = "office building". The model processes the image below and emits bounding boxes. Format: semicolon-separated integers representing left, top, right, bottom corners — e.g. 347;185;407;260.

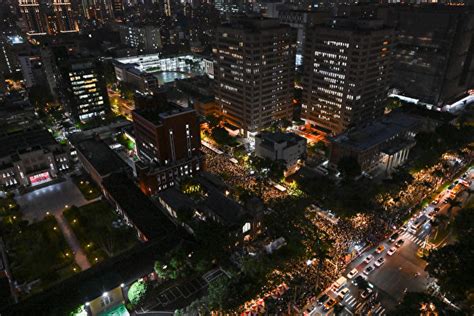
59;58;110;123
214;17;297;135
255;131;307;176
119;25;162;54
132;102;202;195
302;18;394;136
386;5;474;106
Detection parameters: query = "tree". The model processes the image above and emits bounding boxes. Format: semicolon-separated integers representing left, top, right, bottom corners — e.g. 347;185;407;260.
205;114;222;129
154;260;170;279
337;156;361;179
387;292;460;316
312;237;332;290
206;277;232;311
118;82;135;100
425;241;474;305
211;127;236;146
127;280;148;306
28;85;54;108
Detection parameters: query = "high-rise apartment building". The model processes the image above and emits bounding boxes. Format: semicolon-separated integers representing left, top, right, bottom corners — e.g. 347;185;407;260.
119;24;162;53
111;0;124;20
132;102;202;195
80;0;114;22
59;58;110;122
18;0;48;35
302;18;393;135
51;0;78;33
214;17;297;135
18;0;78;35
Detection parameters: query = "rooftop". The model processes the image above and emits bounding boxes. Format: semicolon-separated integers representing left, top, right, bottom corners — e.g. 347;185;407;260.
102;172;178;240
75;138;129;177
0;127;58;158
332;112;421;151
133;103;195;126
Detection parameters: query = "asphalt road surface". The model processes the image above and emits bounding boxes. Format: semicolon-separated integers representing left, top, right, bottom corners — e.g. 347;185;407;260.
308;166;473;316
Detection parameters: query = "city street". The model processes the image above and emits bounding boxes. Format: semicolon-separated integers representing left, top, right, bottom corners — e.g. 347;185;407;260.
308;166;473;316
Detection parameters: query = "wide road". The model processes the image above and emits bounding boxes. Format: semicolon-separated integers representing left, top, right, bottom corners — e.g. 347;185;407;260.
308;166;473;316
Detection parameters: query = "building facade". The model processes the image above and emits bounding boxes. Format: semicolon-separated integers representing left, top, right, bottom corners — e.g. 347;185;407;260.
302;18;394;135
0;127;69;189
386;5;474;106
255;131;307;176
18;0;78;35
119;25;162;54
59;58;110;123
132;104;202;195
214;17;297;135
329;112;420;175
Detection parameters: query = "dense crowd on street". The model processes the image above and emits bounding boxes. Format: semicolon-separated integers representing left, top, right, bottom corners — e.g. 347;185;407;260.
201;141;471;313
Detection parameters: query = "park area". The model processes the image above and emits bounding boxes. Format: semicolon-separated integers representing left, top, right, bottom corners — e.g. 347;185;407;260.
72;175;102;200
2;214;77;295
64;201;139;264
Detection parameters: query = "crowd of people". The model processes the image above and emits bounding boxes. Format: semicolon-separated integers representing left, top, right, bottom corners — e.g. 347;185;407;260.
202;146;288;203
199;141;470;313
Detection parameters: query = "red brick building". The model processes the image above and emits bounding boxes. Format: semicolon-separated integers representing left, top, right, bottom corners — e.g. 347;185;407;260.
132;103;202;195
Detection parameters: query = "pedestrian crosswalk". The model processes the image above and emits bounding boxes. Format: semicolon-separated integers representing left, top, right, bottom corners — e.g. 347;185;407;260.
343;294;358;307
400;231;425;247
374;305;386;315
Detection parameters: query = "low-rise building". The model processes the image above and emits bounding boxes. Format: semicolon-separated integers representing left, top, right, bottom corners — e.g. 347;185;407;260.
157;173;264;245
0;127;69;189
329;112;421;175
74;137;130;188
102;172;178;242
255;131;307;176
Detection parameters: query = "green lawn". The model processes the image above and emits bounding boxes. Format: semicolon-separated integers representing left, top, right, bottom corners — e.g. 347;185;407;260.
72;175;101;200
2;215;76;293
64;201;138;264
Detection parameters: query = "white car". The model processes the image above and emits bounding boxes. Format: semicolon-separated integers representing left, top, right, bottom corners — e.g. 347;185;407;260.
374;257;385;267
347;268;358;279
363;255;374;264
387;247;397;256
338;288;349;299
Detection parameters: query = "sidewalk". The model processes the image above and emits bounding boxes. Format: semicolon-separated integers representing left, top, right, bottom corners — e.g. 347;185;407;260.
54;212;91;271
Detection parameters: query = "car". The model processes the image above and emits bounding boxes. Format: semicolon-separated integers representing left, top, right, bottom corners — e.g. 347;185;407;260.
363;255;374;263
396;239;405;248
374;257;385;267
389;232;399;242
375;245;385;254
352;275;368;286
347;268;358;279
338;288;349;299
323;298;337;311
364;265;375;275
360;287;373;299
401;224;408;231
387;247;397;256
317;294;329;306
